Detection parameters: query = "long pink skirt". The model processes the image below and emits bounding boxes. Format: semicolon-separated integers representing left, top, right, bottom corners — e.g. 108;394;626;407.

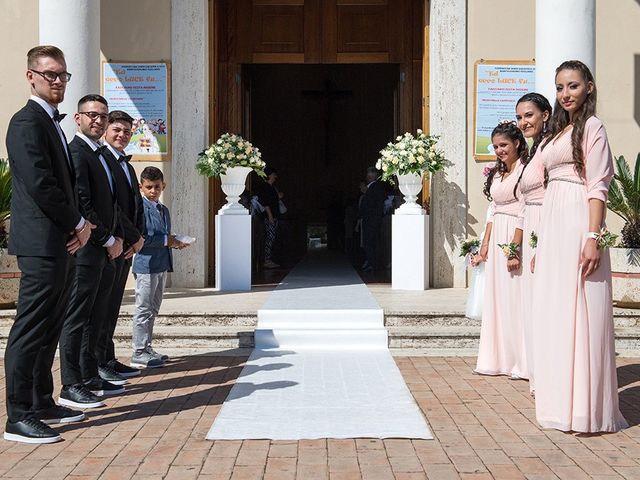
532;180;628;432
475;213;527;378
522;204;541;393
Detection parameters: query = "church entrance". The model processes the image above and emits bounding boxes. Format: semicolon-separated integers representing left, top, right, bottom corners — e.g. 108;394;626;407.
245;64;399;269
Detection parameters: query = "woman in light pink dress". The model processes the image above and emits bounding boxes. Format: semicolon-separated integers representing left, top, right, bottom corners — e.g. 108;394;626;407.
532;60;628;432
514;93;552;393
472;122;528;379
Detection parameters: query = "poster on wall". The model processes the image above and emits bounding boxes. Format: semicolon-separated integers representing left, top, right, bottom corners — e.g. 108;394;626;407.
473;60;535;161
102;62;170;161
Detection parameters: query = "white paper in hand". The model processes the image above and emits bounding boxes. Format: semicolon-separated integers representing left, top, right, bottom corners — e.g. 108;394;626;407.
174;234;196;245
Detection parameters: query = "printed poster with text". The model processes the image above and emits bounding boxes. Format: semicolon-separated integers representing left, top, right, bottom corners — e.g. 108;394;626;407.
102;63;169;159
474;62;535;160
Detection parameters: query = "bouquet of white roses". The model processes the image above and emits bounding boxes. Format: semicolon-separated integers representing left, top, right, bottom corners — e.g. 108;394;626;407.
196;133;266;178
376;129;446;183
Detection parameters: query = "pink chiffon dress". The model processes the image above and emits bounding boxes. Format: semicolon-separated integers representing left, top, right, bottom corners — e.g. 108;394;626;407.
475;160;528;378
533;116;628;432
518;152;546;393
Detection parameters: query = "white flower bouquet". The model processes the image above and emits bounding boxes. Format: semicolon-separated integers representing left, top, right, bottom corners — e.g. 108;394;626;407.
376;130;446;183
196;133;266;178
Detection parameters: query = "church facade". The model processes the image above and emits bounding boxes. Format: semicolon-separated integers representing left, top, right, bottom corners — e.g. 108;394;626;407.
0;0;638;288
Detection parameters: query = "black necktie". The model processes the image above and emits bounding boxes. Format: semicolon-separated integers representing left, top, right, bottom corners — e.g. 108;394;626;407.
53;110;66;123
119;154;132;163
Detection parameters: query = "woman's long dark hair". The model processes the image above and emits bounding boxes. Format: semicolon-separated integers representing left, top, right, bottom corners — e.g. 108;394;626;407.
513;92;553;197
483;121;528;201
541;60;597;175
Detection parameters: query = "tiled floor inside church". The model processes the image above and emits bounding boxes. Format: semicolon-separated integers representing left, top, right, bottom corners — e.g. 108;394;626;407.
0;355;638;480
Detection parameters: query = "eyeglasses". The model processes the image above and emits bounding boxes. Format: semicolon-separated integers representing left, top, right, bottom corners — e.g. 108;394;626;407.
30;69;72;83
79;111;108;121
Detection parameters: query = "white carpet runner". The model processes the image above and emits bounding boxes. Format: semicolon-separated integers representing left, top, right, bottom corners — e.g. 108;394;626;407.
206;252;432;440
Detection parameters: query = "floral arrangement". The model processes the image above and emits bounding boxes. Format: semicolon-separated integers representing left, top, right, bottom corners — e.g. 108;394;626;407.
498;242;520;259
529;231;538;249
376;130;446;183
482;163;495;178
196;133;266;178
594;228;618;249
459;238;480;257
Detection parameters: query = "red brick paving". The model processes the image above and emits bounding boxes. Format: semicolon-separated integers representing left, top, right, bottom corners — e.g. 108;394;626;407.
0;356;638;479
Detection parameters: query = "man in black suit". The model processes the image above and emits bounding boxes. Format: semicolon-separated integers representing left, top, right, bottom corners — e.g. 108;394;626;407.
58;94;131;410
100;111;146;372
359;167;386;272
4;46;94;443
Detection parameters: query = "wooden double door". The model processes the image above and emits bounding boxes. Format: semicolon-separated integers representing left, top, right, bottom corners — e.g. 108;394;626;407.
208;0;429;283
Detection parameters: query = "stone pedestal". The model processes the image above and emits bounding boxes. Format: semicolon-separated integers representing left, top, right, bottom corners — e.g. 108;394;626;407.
392;215;429;290
215;215;251;291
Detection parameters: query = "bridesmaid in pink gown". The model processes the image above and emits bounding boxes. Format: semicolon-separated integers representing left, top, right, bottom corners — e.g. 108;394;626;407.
533;60;627;432
514;93;552;393
472;122;528;379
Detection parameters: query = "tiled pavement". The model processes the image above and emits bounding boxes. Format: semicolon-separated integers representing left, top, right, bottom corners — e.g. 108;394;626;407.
0;356;638;480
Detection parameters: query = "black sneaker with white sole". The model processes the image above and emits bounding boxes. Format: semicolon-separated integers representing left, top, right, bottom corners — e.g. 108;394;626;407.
34;405;86;424
108;359;141;378
98;365;128;385
84;377;125;396
4;418;62;444
58;384;105;409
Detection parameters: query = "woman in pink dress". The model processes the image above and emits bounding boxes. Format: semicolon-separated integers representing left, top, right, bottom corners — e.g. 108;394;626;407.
532;60;627;432
514;93;552;393
472;122;528;379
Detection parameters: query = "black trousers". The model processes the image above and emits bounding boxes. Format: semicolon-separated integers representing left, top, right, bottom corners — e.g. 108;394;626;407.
4;255;74;422
96;256;129;365
362;216;382;268
59;255;116;385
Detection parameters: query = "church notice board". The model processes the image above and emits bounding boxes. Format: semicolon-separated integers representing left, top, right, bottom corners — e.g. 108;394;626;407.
101;62;171;161
473;60;535;161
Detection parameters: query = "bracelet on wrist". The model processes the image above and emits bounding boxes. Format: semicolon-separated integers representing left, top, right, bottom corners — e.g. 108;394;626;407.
586;228;618;249
498;242;521;259
76;223;88;235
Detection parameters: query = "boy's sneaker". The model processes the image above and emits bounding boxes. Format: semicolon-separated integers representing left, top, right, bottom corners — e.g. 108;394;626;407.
58;384;105;409
84;377;125;396
147;346;169;361
107;359;141;378
131;351;165;369
98;365;128;386
35;405;86;424
4;418;61;444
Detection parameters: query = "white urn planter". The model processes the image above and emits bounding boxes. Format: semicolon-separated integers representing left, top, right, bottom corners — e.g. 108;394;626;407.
611;247;640;308
218;166;252;215
0;250;20;308
396;172;425;215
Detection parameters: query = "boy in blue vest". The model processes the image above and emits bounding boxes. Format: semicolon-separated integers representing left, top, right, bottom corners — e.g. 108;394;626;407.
131;167;188;368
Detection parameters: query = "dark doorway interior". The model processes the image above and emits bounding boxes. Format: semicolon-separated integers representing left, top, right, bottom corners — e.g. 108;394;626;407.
246;63;399;276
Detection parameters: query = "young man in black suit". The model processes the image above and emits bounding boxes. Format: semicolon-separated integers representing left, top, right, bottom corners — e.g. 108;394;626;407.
58;94;132;410
100;111;146;372
4;46;94;443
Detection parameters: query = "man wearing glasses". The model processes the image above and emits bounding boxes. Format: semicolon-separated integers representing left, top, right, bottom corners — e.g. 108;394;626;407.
4;45;95;443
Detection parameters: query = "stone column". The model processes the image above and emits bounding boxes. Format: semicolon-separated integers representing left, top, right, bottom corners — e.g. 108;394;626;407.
171;0;209;287
39;0;100;139
536;0;595;106
429;0;467;288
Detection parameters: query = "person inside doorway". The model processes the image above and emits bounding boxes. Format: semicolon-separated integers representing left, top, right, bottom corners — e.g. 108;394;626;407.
359;167;386;272
258;166;281;269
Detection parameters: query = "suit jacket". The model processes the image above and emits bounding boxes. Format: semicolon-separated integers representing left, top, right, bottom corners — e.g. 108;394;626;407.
102;148;143;247
68;136;123;265
359;180;386;220
132;197;173;274
5;100;81;257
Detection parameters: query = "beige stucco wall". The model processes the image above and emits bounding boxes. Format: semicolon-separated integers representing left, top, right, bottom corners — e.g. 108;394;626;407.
466;0;640;244
0;0;39;159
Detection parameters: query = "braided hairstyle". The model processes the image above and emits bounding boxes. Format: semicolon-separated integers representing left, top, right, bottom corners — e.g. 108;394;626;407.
542;60;597;175
483;121;528;201
513;92;553;197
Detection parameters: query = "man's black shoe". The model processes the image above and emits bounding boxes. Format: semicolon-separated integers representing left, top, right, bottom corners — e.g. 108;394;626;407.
107;359;141;378
3;418;62;444
84;377;125;396
35;405;86;424
59;384;105;409
98;365;128;385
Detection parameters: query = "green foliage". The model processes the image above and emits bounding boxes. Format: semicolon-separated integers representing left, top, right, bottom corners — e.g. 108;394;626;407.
376;130;447;183
607;153;640;248
196;133;266;178
459;238;480;257
0;159;11;249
